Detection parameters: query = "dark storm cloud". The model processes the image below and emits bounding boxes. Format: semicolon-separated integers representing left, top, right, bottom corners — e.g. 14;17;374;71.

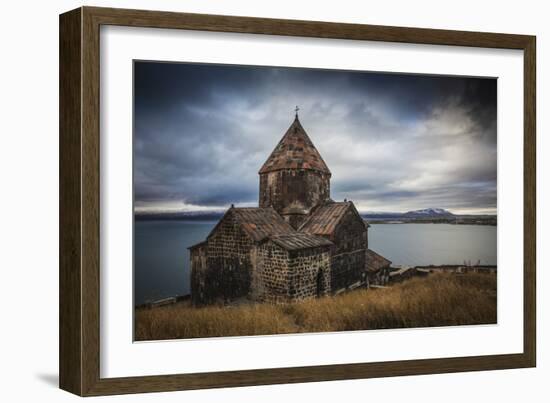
134;61;497;214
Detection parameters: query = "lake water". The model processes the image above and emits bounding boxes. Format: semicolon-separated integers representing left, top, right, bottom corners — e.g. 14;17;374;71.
134;221;497;305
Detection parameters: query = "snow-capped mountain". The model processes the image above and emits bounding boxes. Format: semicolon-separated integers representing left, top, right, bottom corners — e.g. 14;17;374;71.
361;208;456;220
403;208;455;218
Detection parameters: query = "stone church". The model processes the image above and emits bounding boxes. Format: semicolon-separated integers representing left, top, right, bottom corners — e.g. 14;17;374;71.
190;113;391;305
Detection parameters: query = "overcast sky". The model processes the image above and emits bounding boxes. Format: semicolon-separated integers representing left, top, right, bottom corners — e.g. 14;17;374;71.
134;61;497;215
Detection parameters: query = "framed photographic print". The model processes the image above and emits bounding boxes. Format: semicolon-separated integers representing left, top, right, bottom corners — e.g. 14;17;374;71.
59;6;536;396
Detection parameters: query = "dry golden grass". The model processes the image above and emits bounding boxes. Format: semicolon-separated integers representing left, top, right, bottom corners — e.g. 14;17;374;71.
135;272;496;341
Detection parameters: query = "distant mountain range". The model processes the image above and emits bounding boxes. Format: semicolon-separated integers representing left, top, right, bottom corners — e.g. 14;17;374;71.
404;208;455;217
135;210;225;221
135;207;494;222
361;208;496;225
362;208;455;220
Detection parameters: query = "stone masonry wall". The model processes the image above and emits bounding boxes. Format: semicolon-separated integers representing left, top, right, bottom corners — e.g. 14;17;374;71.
191;213;254;305
255;242;331;303
368;267;390;286
254;242;290;304
259;169;330;221
288;247;331;301
330;209;368;293
190;243;208;305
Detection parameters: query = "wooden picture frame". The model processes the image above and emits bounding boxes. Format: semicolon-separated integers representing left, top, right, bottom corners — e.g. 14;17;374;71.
59;6;536;396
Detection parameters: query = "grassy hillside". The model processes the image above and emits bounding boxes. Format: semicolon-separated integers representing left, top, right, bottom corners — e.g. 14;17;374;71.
135;272;496;341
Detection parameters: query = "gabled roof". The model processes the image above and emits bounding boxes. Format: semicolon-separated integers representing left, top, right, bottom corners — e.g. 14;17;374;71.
259;116;331;175
269;233;333;251
299;201;365;237
208;207;295;243
188;240;207;250
365;249;392;272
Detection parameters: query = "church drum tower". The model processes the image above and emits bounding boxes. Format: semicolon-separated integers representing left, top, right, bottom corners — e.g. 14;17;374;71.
259;114;331;229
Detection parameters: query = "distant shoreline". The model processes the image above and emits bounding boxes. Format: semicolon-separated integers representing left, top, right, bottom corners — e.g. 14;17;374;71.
135;212;497;226
365;218;497;226
135;214;222;222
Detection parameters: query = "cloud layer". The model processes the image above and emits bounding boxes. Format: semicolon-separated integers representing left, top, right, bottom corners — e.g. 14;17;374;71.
134;62;497;215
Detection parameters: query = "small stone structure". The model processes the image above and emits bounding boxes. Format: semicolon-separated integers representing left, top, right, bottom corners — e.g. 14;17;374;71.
365;249;392;286
190;113;391;305
255;234;332;303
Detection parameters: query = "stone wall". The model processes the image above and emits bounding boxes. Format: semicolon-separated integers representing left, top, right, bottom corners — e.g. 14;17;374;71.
190;242;208;305
330;209;368;293
259;169;330;223
288;247;331;301
255;242;331;303
190;212;254;305
368;267;391;285
254;242;290;303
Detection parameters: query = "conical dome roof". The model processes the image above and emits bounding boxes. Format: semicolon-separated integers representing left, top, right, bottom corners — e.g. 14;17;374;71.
259;116;331;175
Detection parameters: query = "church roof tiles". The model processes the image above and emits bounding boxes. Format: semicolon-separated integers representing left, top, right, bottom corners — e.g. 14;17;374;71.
269;233;333;251
259;116;331;175
229;207;295;242
299;201;365;237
